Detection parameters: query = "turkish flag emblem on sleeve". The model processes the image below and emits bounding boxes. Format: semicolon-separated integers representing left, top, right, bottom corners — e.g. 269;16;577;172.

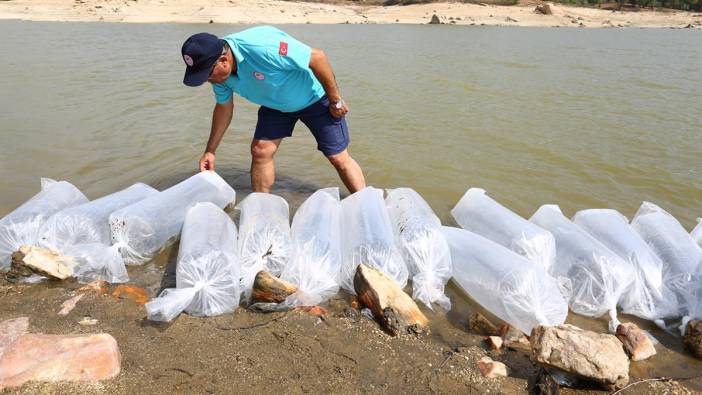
279;42;288;56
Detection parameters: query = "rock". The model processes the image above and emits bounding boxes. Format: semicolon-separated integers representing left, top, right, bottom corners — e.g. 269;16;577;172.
529;367;561;395
476;356;508;378
535;4;552;15
530;324;629;390
487;336;503;351
293;306;328;317
6;246;76;281
78;316;99;326
353;264;428;336
501;325;530;353
78;280;110;295
683;320;702;359
0;317;29;358
251;271;298;304
0;333;121;389
111;285;149;306
615;323;656;361
58;294;84;316
429;14;441;24
468;312;500;336
505;16;518;22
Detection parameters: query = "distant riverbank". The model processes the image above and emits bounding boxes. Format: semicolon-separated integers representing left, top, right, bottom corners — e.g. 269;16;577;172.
1;0;701;28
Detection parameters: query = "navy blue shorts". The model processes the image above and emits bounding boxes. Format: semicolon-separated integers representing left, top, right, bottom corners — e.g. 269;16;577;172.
254;96;350;157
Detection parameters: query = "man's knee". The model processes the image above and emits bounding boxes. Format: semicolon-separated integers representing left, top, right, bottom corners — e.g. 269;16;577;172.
251;139;278;161
327;150;351;170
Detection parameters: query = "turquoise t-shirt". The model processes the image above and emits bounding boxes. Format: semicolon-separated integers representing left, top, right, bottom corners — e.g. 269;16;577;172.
212;26;326;113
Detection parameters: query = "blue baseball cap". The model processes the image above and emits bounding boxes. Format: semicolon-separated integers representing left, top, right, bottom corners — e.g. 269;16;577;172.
181;33;224;87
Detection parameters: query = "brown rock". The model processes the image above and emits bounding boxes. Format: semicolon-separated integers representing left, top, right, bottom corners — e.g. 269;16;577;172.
486;336;503;351
501;325;530;353
251;271;298;304
530;324;629;390
535;4;552;14
429;14;441;24
0;317;29;358
78;280;110;295
353;264;428;336
6;246;76;281
57;294;84;316
111;285;149;306
684;319;702;359
476;356;508;378
0;333;121;389
615;323;656;361
468;312;499;336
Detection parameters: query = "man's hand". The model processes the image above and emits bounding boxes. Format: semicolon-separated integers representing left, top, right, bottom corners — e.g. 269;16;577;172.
329;99;349;119
199;152;216;171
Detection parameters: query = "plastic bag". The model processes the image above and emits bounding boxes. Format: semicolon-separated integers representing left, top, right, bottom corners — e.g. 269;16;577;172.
631;202;702;316
451;188;555;272
0;178;88;270
110;171;235;265
236;192;291;296
339;187;408;293
442;226;568;335
692;219;702;249
530;205;635;331
279;188;342;307
573;209;678;320
146;202;241;321
385;187;452;311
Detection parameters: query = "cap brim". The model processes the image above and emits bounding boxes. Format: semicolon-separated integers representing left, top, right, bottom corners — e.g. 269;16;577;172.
183;65;211;87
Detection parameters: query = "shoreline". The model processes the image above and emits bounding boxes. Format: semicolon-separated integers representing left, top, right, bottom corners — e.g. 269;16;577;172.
0;0;701;28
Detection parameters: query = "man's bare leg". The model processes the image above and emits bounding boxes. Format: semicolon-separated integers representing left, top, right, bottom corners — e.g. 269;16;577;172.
250;138;282;192
327;149;366;193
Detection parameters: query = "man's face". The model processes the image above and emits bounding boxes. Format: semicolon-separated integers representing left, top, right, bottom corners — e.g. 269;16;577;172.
207;55;231;84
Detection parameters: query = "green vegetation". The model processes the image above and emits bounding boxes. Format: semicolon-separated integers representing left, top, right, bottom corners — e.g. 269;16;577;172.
555;0;701;11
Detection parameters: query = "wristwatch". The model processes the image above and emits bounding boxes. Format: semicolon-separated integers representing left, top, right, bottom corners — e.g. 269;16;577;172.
331;99;345;110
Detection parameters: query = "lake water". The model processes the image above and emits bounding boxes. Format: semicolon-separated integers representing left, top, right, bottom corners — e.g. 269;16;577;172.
0;21;700;228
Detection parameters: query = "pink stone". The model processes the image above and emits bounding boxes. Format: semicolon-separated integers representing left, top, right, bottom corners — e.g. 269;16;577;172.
0;333;121;389
0;317;30;358
58;294;84;316
476;356;508;378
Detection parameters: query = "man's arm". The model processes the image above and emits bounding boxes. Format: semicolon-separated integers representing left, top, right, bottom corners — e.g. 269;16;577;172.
199;99;234;171
309;48;348;119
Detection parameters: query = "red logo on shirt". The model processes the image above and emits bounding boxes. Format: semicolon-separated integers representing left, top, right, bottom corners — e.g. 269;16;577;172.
253;71;265;80
279;42;288;56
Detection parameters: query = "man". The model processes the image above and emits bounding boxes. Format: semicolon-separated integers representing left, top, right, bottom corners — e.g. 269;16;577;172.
181;26;366;193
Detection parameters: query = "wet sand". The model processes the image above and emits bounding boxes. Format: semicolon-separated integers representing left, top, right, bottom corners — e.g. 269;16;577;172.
0;0;701;28
1;240;701;394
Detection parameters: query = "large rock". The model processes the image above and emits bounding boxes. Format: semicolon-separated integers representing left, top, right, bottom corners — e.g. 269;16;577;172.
535;4;552;14
6;245;76;281
530;324;629;389
354;264;428;336
0;333;121;389
684;319;702;359
0;317;29;358
615;323;656;361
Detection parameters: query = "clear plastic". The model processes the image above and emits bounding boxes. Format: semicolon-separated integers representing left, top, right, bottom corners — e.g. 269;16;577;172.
279;188;342;307
451;188;555;272
0;178;88;270
339;187;408;293
631;202;702;316
109;171;236;265
530;205;635;331
145;202;241;321
236;192;291;296
692;219;702;249
573;209;678;320
442;226;568;335
35;183;158;283
385;187;452;311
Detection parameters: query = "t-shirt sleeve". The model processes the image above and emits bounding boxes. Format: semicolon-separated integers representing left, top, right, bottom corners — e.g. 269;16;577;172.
268;35;312;71
212;82;233;104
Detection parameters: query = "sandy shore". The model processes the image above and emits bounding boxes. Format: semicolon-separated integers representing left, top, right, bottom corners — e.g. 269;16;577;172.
0;0;701;28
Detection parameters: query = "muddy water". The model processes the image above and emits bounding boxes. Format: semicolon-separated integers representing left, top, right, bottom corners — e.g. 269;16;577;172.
1;20;701;389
